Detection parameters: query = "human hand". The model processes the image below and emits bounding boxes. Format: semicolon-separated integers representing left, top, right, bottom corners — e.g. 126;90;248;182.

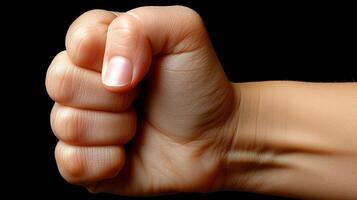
46;6;238;195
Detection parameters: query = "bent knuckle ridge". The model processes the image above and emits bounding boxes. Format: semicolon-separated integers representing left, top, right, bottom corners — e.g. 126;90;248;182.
56;144;86;180
47;60;75;103
61;108;84;144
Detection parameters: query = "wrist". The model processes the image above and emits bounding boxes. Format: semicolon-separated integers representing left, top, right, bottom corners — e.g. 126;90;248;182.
220;81;308;194
220;82;268;192
220;81;357;199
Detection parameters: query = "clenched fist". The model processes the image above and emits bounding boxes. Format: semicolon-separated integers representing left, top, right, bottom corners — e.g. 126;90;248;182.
46;6;238;195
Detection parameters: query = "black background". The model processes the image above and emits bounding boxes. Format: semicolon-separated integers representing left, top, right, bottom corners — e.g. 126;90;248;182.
5;0;355;199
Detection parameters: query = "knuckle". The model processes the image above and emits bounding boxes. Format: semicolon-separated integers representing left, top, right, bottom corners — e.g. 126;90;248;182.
178;6;201;18
56;108;84;144
66;24;95;57
66;21;108;68
106;147;125;176
176;6;207;44
66;9;109;55
52;50;67;63
55;143;86;181
82;9;106;17
108;13;141;37
177;6;204;27
46;53;75;103
110;13;132;28
50;105;59;136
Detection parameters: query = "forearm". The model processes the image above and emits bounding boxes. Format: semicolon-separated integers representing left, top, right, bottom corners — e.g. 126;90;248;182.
223;81;357;199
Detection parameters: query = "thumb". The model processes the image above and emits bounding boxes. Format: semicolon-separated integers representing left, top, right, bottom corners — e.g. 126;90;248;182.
102;6;214;92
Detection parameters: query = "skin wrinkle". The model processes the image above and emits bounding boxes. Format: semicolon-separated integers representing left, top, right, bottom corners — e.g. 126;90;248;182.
71;26;96;65
67;11;114;61
125;11;159;55
55;55;75;104
159;51;210;72
86;27;107;69
127;7;206;56
195;82;235;133
236;83;261;151
254;83;261;151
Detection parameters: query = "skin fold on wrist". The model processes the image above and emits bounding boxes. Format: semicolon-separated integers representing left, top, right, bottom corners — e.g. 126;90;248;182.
221;81;357;199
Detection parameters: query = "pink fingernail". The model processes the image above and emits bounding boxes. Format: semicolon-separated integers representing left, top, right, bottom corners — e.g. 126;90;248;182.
102;56;133;87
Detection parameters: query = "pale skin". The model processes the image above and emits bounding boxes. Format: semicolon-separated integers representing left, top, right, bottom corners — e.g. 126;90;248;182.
45;6;357;199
